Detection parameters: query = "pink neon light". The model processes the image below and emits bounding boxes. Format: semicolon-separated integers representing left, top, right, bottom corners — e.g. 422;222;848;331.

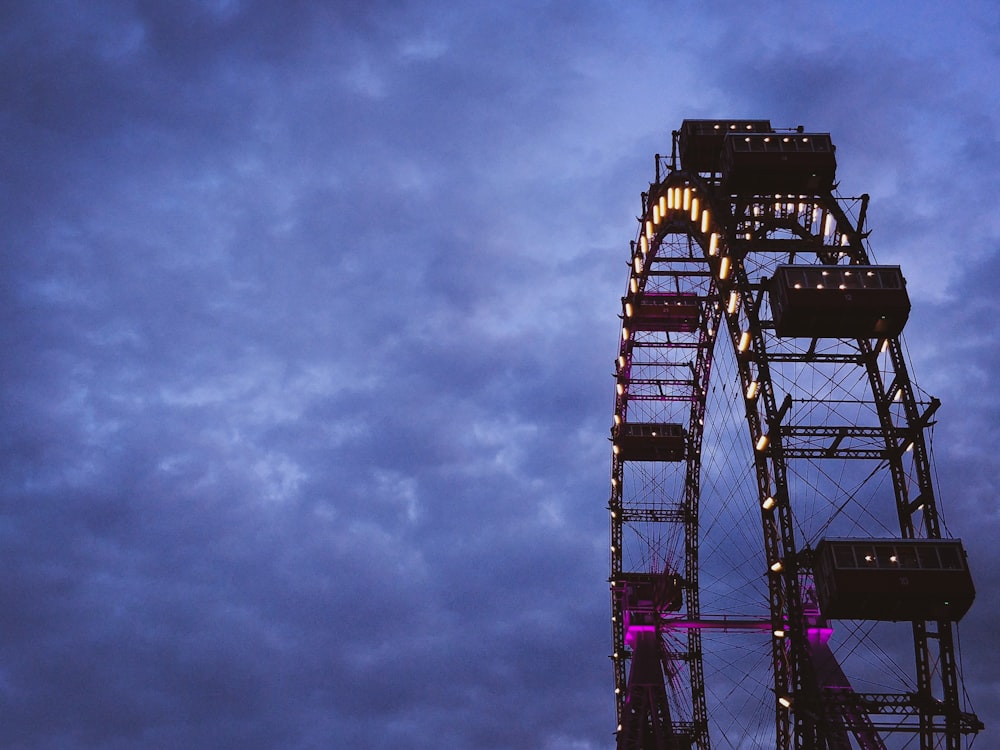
624;624;655;647
807;626;834;644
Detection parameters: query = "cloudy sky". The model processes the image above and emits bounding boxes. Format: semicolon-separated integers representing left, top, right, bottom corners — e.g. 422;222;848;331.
2;1;998;748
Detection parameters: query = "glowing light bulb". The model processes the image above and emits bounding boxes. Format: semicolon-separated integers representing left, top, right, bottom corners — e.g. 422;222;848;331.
756;434;770;452
746;381;760;400
700;208;710;234
737;331;751;352
709;233;719;256
719;256;731;280
727;290;740;315
762;496;776;511
770;560;783;573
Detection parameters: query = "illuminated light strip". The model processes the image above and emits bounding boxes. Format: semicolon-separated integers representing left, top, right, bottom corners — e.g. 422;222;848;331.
700;208;710;234
709;233;719;256
719;256;731;280
690;196;700;222
727;290;739;315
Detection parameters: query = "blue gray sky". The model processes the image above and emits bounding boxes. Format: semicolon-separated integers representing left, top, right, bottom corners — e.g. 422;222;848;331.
2;1;998;748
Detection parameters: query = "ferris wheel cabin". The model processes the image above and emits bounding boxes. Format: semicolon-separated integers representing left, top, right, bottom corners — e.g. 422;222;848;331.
721;131;837;194
613;422;686;462
678;119;773;173
676;119;836;195
623;291;700;333
769;264;911;338
813;538;975;622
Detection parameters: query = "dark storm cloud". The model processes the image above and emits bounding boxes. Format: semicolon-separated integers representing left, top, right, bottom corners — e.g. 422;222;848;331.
1;3;617;746
1;0;998;747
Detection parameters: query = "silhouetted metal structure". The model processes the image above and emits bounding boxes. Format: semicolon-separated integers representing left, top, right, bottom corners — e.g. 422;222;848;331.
609;120;982;749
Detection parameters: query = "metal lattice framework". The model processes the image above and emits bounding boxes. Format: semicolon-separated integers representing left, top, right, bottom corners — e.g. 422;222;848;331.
609;121;982;749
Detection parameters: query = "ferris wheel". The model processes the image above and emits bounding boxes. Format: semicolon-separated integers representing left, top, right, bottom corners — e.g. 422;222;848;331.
608;120;983;750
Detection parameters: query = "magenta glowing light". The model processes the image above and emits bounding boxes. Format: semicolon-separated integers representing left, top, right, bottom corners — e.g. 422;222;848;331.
807;626;834;645
624;624;655;647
